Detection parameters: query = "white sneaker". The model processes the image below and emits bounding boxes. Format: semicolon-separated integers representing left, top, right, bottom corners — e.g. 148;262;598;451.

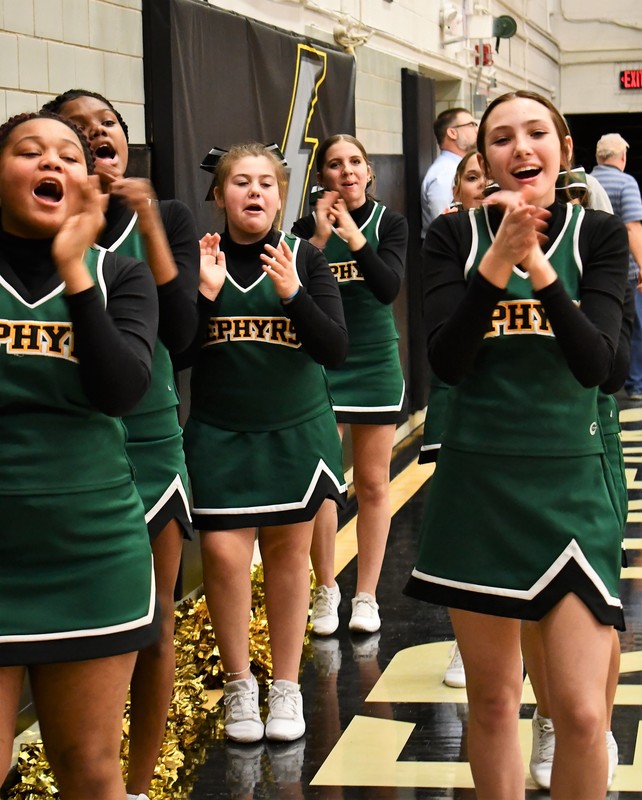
225;742;264;794
223;674;264;743
443;642;466;688
266;738;306;783
351;631;381;662
265;680;305;741
529;709;555;789
606;730;618;788
348;592;380;633
311;636;342;676
310;584;341;635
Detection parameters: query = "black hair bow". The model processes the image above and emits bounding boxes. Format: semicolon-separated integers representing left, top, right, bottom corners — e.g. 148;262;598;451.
200;144;287;200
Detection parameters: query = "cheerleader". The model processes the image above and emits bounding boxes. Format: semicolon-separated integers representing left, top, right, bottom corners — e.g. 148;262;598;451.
404;91;629;799
0;111;158;799
292;134;408;636
181;143;347;742
43;89;199;800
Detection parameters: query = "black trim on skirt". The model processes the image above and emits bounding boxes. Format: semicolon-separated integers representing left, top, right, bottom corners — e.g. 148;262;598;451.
417;445;440;465
335;396;408;425
0;602;161;666
193;472;346;532
147;487;193;542
404;559;625;631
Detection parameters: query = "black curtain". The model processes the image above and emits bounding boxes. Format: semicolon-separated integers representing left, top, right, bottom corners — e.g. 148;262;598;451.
143;0;356;235
401;69;436;413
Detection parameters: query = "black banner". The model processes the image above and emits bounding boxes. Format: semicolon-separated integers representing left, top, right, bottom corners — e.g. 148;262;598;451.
143;0;356;234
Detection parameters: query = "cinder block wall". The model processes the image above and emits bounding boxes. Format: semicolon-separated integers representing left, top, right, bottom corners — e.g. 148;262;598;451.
0;0;146;142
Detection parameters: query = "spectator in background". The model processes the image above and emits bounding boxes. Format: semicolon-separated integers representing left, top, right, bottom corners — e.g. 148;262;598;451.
591;133;642;399
420;107;478;239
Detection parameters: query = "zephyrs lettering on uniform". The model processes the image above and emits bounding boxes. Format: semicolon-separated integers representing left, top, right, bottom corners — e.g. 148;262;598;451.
486;300;553;338
0;320;76;360
330;260;364;282
205;316;301;347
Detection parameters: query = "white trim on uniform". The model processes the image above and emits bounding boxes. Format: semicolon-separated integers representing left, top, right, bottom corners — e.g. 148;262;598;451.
226;271;268;293
573;205;585;276
225;232;302;293
102;211;139;252
0;274;65;308
464;207;479;279
419;442;441;455
192;458;347;516
95;246;108;308
545;202;574;261
411;538;622;609
0;554;157;643
332;379;405;414
144;472;192;524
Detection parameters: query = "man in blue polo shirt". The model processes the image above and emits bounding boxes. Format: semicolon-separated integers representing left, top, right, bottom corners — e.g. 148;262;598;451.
592;133;642;399
420;107;478;239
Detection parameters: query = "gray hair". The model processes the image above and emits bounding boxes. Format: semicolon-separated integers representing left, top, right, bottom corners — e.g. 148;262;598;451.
595;133;629;162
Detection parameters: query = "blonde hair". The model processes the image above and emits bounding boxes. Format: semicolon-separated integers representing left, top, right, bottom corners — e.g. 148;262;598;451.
214;143;287;203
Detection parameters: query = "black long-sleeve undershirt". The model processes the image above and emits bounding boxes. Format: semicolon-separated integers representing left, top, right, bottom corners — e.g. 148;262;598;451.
98;196;199;355
422;203;629;387
600;281;634;394
0;229;158;416
292;199;408;304
175;228;348;371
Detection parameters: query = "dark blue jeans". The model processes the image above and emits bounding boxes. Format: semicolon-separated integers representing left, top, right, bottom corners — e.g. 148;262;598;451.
625;276;642;396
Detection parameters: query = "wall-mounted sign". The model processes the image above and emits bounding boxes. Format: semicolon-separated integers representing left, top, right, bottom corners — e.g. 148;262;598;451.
620;69;642;89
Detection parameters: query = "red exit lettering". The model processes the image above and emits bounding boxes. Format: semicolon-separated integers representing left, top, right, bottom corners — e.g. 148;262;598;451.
620;70;642;89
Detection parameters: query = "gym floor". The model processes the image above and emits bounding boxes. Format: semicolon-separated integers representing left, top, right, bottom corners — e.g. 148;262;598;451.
188;403;642;799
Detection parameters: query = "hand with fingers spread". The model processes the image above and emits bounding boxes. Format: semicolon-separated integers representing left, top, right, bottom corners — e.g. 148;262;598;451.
199;232;227;301
260;239;300;301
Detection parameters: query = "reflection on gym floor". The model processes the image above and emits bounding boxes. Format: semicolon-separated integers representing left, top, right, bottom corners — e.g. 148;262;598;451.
188;402;642;799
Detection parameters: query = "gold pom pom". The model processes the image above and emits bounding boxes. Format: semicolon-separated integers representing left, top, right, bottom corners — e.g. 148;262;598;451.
6;567;315;798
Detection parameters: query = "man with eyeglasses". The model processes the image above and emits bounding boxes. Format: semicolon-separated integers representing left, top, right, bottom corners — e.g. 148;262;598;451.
420;108;478;239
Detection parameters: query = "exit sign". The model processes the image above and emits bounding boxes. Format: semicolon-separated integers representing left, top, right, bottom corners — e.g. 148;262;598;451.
620;69;642;89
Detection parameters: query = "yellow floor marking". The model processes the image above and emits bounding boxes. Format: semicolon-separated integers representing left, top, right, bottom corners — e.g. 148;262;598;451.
622;566;642;578
365;642;642;706
311;717;642;790
622;429;642;441
204;688;223;710
313;434;642;793
626;468;642;489
620;407;642;423
314;645;642;790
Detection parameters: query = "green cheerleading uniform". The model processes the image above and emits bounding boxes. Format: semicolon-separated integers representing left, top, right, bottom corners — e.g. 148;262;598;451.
322;202;405;424
598;391;628;535
405;203;626;629
185;231;346;530
0;247;157;665
100;209;192;540
418;375;451;464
